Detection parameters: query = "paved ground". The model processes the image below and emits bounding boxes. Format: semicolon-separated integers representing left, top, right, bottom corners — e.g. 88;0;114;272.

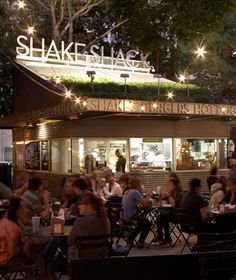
59;231;198;280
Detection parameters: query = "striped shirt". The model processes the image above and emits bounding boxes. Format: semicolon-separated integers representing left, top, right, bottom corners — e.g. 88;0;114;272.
21;190;43;228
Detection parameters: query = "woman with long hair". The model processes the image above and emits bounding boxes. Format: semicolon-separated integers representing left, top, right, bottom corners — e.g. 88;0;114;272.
68;192;110;259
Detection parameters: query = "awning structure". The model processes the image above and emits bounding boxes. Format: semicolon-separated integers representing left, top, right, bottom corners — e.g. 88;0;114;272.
0;59;235;128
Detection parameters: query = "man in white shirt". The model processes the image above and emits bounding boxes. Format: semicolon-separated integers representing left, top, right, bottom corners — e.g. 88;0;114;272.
103;173;122;199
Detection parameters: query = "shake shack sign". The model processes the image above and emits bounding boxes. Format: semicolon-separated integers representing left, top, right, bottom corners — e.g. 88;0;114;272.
16;35;151;73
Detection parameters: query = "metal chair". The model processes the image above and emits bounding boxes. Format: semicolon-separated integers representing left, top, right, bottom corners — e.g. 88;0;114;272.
172;208;197;253
0;263;37;280
199;251;236;280
76;234;114;258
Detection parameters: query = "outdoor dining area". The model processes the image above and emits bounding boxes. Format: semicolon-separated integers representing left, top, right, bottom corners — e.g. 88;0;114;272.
1;171;236;280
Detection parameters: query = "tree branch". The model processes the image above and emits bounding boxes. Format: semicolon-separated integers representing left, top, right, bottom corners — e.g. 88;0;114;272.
60;0;104;38
82;18;129;52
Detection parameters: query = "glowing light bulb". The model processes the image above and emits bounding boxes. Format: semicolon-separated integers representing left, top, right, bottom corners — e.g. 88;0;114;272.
196;46;206;58
75;97;81;104
153;103;157;109
141;106;145;111
221;107;226;113
17;0;26;9
178;74;186;82
65;90;71;98
55;77;61;84
167;91;174;99
83;101;87;106
27;26;35;35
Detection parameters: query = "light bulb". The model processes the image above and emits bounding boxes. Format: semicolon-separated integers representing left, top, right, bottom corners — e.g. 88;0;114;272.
17;0;26;9
27;26;35;35
65;91;71;98
196;46;206;58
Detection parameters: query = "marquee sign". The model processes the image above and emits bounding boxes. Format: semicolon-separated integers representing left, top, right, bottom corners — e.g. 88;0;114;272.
0;99;235;127
16;35;151;73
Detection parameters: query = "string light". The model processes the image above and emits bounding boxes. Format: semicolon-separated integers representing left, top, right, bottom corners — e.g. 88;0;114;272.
75;97;81;104
195;46;206;58
17;0;26;9
141;105;145;111
167;91;174;99
27;26;35;35
83;101;87;106
153;103;157;109
65;90;71;98
221;107;226;113
178;74;186;83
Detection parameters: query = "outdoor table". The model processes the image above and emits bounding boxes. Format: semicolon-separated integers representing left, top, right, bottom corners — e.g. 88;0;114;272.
207;208;236;233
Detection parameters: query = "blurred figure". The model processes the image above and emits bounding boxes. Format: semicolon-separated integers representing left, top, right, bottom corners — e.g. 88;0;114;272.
223;177;236;205
0;197;55;280
70;178;91;216
60;177;77;208
229;152;236;178
68;192;110;259
122;176;151;248
119;174;130;195
0;182;13;199
14;172;29;197
21;176;50;230
207;166;218;192
154;178;183;245
209;176;227;207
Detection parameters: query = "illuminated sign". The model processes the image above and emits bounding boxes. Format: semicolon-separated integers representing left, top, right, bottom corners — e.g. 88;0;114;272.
0;100;235;127
16;35;151;73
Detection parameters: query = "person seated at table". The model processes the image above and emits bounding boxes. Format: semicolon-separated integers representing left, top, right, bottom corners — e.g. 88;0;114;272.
207;166;218;192
180;178;213;233
103;173;122;200
119;174;130;195
122;176;151;248
154;178;183;245
209;176;228;207
13;172;29;197
60;177;77;209
0;197;55;280
70;178;91;216
21;176;50;230
68;192;110;259
223;177;236;205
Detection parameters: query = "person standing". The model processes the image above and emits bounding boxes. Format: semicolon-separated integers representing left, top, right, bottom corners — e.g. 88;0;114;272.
115;149;126;173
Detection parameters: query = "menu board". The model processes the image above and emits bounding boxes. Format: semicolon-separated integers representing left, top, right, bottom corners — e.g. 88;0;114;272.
25;142;40;170
41;141;49;170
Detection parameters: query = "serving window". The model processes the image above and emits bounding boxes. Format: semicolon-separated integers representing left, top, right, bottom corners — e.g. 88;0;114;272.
175;138;228;170
130;138;172;171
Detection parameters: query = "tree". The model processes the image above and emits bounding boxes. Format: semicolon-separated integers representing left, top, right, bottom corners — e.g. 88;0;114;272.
181;9;236;103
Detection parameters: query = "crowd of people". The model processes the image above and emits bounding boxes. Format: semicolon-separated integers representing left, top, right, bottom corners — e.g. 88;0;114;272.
1;165;236;275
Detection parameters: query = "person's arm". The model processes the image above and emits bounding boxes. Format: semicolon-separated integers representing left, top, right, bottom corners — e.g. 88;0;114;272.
103;184;111;198
40;190;50;220
200;206;208;221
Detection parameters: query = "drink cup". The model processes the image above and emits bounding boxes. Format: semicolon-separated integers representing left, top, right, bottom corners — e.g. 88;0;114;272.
32;216;40;233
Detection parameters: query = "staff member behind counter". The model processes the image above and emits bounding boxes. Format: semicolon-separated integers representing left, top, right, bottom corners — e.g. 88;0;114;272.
115;149;126;173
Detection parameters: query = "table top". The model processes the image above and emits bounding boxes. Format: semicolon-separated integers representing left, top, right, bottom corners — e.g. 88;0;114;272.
24;225;73;238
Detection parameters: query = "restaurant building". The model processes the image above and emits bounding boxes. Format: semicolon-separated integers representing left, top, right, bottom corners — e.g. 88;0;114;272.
0;35;235;195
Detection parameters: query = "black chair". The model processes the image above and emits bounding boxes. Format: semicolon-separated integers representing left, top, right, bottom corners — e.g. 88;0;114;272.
172;208;197;253
0;264;37;280
193;232;236;253
76;234;114;258
199;251;236;280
